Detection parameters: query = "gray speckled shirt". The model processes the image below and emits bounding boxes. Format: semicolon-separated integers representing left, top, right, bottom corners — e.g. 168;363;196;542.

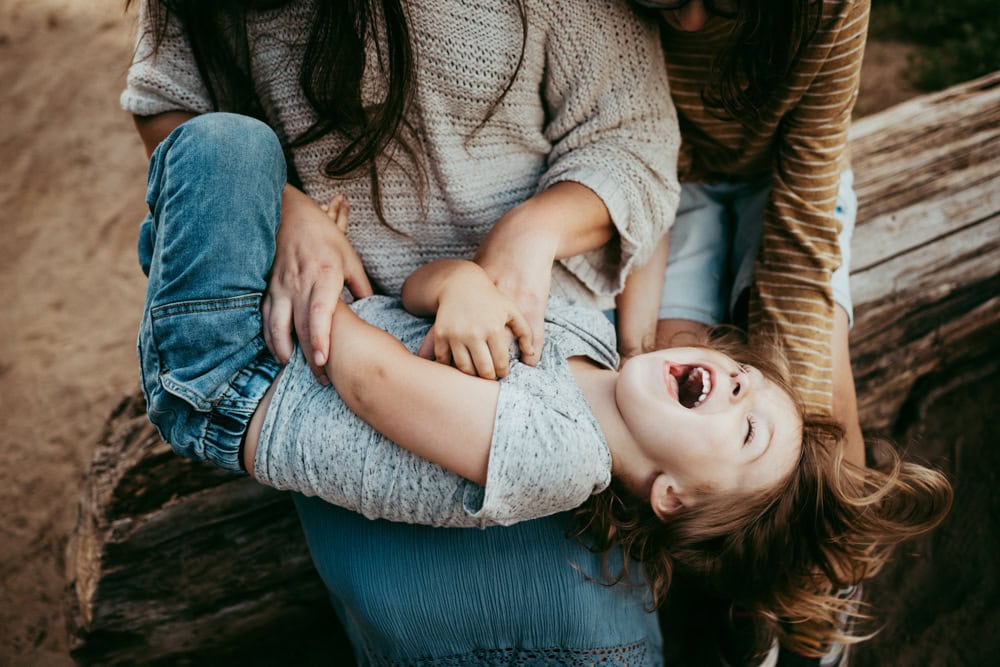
255;296;617;528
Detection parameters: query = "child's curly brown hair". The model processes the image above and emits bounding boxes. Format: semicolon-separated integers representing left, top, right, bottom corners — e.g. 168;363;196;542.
574;333;953;658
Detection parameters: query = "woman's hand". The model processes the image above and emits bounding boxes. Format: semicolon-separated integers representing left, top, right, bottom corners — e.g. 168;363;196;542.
411;261;534;380
263;189;373;383
474;181;613;366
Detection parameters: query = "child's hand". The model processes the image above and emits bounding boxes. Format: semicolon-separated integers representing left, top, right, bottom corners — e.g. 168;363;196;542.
320;194;350;233
417;264;534;380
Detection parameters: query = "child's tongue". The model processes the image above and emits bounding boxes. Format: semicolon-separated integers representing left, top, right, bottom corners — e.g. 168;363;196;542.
674;366;704;409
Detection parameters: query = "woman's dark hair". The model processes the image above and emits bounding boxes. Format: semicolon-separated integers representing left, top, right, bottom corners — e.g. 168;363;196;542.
127;0;414;222
126;0;525;225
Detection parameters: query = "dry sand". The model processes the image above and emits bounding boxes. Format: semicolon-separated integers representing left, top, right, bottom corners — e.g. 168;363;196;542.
0;2;924;664
1;2;146;663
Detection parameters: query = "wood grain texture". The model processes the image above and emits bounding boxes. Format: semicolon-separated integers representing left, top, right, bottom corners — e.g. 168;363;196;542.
848;71;1000;434
65;72;1000;664
65;396;337;665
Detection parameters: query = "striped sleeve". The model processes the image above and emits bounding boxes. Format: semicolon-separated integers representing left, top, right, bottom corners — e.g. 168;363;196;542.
749;0;869;414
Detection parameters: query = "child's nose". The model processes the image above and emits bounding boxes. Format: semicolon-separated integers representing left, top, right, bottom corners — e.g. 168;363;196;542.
729;369;750;403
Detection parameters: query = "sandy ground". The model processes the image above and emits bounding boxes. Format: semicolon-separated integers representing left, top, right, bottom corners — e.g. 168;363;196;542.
0;2;147;664
0;2;925;664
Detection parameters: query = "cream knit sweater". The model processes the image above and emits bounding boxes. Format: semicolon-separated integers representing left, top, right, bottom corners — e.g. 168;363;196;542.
123;0;680;310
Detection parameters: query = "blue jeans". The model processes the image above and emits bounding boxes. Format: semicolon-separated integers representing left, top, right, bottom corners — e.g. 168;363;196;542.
137;113;284;473
659;171;857;326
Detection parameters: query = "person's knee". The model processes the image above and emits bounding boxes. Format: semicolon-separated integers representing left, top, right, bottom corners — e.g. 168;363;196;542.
170;112;286;179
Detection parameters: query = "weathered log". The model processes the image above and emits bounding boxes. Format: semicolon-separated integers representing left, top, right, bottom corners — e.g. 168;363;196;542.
66;72;1000;664
65;396;345;665
847;71;1000;434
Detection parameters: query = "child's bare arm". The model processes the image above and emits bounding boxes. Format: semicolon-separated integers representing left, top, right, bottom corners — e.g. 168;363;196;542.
324;302;500;485
402;259;533;380
615;234;670;361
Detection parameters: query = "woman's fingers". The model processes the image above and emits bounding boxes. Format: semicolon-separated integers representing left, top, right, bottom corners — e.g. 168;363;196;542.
333;196;350;233
265;291;295;364
261;293;275;357
343;252;374;299
305;278;343;377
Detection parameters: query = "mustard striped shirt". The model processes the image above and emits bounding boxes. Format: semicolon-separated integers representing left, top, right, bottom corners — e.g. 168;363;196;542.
662;0;869;414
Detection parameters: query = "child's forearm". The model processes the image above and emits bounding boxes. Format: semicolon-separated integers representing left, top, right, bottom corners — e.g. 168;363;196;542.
401;259;479;317
324;303;497;485
615;234;670;358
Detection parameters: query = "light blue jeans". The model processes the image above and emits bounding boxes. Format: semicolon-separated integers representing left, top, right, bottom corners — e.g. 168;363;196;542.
659;171;857;326
137;113;284;473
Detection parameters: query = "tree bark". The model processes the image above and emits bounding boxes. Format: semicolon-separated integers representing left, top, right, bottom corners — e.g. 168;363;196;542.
66;71;1000;664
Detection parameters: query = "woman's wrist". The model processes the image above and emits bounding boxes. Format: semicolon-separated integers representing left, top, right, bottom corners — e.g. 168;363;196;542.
480;181;612;265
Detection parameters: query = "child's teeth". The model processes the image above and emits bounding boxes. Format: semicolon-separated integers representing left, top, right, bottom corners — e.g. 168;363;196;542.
692;367;711;408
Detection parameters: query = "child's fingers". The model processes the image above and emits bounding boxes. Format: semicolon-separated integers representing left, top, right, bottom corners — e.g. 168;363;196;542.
450;343;476;377
468;342;498;380
417;328;437;360
506;308;534;361
486;330;511;378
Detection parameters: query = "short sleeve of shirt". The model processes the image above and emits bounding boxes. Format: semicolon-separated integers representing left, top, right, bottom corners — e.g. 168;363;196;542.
121;0;213;116
463;303;616;525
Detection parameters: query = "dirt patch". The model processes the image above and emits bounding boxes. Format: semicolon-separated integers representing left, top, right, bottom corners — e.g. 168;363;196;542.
856;40;919;118
0;1;147;664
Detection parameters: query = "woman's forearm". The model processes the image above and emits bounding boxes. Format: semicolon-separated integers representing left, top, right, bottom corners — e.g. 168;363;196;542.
472;180;613;366
484;181;614;261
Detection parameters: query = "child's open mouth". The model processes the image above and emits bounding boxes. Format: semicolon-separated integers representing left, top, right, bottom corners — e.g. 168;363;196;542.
669;365;712;409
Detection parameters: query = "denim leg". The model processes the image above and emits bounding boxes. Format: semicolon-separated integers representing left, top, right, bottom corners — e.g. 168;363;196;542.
658;183;732;325
137;113;286;473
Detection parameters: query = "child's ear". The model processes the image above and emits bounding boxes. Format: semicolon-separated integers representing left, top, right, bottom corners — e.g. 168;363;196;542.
650;473;684;521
